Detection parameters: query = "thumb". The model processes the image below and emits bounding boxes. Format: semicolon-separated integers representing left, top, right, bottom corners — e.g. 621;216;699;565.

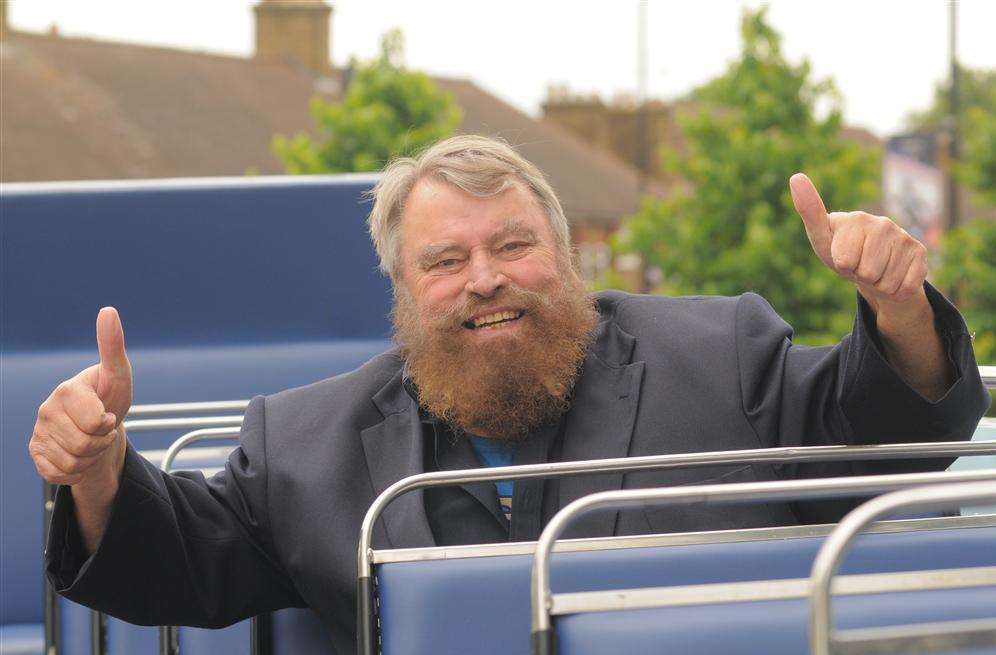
789;173;833;268
95;307;131;401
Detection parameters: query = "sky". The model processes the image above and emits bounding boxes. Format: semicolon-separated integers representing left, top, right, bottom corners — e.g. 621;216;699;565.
6;1;995;138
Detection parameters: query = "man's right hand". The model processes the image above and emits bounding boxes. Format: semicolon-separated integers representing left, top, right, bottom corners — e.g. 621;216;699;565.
30;307;133;552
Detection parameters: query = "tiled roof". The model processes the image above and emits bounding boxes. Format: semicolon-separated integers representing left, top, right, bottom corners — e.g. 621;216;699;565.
1;31;646;227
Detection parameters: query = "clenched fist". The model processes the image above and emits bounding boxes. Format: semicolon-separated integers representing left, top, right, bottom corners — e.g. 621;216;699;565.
789;173;928;316
30;308;132;491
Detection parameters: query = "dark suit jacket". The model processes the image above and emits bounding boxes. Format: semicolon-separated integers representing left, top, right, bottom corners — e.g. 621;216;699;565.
46;287;990;653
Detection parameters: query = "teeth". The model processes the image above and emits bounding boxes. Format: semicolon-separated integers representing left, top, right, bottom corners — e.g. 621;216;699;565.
473;311;521;328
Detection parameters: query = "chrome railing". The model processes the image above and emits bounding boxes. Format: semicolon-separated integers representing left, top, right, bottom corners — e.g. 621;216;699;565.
128;400;251;416
157;425;244;655
809;479;996;655
358;440;996;577
355;440;996;655
528;467;996;655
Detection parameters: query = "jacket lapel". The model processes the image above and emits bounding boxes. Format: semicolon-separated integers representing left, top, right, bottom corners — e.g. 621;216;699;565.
360;369;436;549
558;319;645;538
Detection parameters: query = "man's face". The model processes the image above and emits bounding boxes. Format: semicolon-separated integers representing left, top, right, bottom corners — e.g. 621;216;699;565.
392;177;597;440
398;177;563;329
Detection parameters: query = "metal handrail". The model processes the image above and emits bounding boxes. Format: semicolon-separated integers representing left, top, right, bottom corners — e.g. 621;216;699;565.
159;427;243;473
371;514;996;565
123;399;249;434
125;416;244;432
528;467;996;654
128;400;251;416
809;480;996;655
357;439;996;579
355;440;996;655
980;365;996;389
156;426;245;655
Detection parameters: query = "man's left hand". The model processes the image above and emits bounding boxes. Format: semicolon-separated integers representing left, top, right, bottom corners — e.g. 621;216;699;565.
789;172;954;400
789;172;929;321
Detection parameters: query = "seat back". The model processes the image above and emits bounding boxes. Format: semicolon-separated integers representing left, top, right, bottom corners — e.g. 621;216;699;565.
549;482;996;655
373;519;996;655
532;471;996;655
363;442;996;655
552;586;996;655
1;174;389;630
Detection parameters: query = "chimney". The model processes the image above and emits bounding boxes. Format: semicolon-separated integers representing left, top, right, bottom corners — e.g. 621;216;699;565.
253;0;333;74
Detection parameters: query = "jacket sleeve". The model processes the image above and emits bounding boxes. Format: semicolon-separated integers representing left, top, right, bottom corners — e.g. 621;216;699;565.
735;282;991;522
45;395;306;628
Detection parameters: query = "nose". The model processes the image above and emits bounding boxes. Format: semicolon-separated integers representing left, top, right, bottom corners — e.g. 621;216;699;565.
464;252;507;298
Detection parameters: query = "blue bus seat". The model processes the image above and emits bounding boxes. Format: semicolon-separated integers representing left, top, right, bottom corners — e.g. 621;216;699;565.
375;522;996;654
2;175;389;637
0;623;43;655
177;623;248;654
56;599;91;655
554;585;996;655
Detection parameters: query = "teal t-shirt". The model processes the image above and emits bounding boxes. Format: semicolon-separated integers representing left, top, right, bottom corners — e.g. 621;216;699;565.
468;436;515;518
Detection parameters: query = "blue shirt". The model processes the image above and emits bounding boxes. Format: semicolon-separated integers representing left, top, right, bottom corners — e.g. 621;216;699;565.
468;436;516;517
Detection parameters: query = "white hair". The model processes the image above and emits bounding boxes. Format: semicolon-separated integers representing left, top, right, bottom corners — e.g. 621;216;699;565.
367;135;571;280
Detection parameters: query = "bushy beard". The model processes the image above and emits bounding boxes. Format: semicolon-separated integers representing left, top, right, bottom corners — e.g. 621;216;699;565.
392;272;598;442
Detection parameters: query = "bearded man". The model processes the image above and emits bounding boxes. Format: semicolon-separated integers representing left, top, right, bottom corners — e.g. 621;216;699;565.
32;135;990;652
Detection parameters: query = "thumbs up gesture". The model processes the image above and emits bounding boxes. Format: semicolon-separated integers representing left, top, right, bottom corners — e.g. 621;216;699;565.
30;308;133;488
790;173;929;317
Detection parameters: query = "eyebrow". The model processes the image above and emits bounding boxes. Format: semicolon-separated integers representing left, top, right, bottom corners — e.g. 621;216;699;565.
487;218;539;247
416;242;462;270
415;218;539;270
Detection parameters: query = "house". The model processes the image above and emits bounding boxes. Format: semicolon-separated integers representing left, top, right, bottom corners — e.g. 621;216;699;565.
0;0;650;283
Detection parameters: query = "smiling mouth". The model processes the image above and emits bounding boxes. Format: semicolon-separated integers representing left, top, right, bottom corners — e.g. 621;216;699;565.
462;310;526;330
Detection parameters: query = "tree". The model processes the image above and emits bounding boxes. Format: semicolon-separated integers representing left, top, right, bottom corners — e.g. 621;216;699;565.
615;7;880;344
935;220;996;362
273;29;462;174
916;67;996;364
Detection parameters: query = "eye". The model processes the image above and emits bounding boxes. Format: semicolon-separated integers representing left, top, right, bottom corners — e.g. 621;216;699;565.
433;258;459;270
501;242;526;253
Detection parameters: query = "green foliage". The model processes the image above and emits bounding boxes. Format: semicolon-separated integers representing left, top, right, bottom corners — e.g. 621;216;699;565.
960;105;996;203
273;29;462;174
935;219;996;363
907;66;996;364
616;7;879;343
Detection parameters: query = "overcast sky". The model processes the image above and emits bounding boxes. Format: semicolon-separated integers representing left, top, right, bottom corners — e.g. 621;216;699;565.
7;1;995;137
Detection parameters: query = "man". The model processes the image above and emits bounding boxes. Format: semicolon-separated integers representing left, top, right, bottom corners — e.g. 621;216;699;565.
31;136;989;651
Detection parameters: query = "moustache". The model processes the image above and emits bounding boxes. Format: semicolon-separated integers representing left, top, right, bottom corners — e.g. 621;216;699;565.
418;284;556;332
